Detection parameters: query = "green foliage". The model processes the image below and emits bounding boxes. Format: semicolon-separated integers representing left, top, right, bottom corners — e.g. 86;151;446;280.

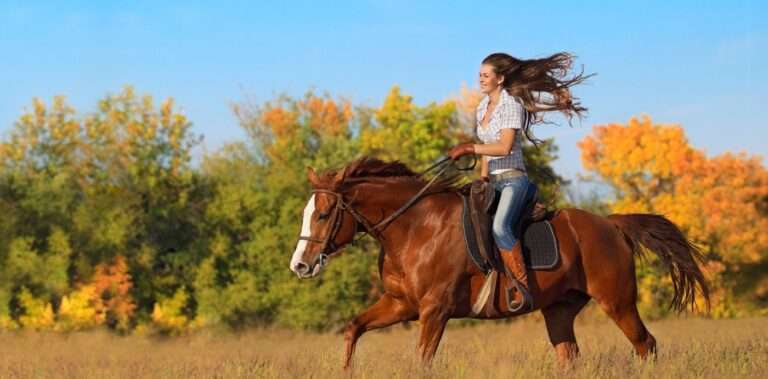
523;139;567;205
360;86;460;169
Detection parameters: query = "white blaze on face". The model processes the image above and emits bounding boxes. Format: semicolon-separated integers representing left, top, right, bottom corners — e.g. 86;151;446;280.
290;194;316;273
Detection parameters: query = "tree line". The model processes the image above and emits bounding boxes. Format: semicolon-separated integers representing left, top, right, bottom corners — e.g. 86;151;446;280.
0;86;764;334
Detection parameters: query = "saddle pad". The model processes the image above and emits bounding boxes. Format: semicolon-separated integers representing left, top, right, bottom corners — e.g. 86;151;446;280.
521;221;559;270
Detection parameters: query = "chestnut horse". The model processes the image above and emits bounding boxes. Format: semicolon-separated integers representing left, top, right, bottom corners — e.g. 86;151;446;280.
289;157;709;368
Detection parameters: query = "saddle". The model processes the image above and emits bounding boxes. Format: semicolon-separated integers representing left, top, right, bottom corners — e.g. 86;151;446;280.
459;179;560;315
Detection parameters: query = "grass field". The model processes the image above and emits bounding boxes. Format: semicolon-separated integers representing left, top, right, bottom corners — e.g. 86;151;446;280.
0;315;766;378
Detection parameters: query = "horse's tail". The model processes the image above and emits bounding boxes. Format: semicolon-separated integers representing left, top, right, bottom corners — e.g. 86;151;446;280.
608;213;710;312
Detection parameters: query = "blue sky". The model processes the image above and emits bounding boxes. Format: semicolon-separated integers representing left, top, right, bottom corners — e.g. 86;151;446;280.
1;1;765;186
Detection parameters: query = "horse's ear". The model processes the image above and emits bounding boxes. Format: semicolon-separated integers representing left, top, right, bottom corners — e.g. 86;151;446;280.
307;167;320;186
332;167;347;188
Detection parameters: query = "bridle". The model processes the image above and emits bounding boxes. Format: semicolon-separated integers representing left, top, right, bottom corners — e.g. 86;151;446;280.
296;156;474;260
296;188;376;261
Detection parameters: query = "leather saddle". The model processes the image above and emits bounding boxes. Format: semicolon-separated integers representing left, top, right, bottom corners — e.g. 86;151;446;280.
459;179;550;275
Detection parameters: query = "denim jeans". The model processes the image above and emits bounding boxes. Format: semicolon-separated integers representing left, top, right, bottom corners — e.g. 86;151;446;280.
491;175;535;250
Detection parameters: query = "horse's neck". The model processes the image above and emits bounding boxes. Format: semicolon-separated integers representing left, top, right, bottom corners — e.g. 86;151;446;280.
350;179;449;251
351;179;421;220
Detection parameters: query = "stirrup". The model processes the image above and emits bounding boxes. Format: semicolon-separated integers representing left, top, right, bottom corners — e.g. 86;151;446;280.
504;269;533;313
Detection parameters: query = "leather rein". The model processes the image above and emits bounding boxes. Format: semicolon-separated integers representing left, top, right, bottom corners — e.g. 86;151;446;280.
297;156;474;258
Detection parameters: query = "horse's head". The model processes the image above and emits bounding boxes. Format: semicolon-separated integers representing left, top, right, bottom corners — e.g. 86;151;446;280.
289;166;360;278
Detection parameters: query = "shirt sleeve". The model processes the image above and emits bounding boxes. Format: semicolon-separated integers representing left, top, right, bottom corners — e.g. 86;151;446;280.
498;98;524;130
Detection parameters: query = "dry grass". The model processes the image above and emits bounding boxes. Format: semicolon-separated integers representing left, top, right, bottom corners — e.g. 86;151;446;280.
0;316;766;378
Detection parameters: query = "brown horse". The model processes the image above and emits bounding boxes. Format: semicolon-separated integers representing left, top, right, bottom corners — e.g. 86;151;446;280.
289;157;709;368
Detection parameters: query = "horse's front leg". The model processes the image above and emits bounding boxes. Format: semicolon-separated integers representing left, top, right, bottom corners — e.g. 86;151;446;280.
343;293;415;369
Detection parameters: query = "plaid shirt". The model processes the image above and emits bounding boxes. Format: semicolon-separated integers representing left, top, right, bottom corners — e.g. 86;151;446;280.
476;90;526;173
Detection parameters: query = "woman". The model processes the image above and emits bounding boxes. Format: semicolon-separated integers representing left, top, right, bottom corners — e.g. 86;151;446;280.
448;52;591;310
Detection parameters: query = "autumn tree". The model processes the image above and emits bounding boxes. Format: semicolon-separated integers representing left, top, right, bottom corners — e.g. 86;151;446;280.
579;116;768;317
0;86;204;330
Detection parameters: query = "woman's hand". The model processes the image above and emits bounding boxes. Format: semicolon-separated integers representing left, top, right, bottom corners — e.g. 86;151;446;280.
448;143;475;160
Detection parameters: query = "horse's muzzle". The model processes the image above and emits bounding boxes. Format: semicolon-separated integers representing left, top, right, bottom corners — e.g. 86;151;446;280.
292;254;328;279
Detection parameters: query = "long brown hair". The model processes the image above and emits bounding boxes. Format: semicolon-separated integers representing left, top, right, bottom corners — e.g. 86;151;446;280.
482;52;594;143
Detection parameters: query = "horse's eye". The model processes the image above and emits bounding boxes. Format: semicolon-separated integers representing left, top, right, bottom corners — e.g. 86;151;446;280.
317;211;330;221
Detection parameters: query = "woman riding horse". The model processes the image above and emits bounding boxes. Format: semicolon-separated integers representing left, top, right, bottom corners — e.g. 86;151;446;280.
290;52;709;368
448;52;590;311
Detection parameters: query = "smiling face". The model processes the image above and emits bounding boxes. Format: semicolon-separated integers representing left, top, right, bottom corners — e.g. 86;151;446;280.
479;63;504;95
289;168;358;279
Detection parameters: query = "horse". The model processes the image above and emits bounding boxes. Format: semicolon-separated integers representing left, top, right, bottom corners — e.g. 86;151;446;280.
289;156;709;368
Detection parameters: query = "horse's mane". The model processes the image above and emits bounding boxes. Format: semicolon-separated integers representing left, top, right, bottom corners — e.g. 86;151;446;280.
345;156;419;178
340;156;464;194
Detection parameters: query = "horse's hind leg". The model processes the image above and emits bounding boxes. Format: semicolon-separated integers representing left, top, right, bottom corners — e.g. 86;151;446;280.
343;294;416;369
541;291;591;364
597;299;657;358
589;256;657;358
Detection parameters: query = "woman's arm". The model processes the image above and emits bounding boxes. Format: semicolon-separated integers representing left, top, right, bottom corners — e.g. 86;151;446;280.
480;155;488;179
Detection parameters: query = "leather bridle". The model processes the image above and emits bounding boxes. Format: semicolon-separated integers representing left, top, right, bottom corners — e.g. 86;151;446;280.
296;189;376;260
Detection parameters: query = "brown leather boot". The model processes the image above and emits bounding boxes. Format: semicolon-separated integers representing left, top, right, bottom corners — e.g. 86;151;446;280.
501;242;533;312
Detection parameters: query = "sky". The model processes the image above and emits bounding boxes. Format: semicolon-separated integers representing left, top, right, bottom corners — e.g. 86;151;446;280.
1;0;766;189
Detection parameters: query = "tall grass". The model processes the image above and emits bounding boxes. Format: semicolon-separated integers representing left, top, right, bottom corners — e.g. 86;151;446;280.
0;317;765;378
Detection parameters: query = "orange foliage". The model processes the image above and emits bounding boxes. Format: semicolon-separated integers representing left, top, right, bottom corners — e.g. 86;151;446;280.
255;94;353;165
579;116;768;264
261;107;298;139
91;255;136;330
297;96;352;136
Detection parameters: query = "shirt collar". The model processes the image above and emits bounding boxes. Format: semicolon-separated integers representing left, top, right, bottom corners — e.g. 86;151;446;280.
480;89;512;107
499;89;513;104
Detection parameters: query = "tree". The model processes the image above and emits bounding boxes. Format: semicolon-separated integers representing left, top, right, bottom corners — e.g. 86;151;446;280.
579;116;768;316
0;86;204;330
360;85;460;169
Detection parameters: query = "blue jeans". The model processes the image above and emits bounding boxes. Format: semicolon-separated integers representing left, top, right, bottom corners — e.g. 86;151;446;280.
491;175;535;250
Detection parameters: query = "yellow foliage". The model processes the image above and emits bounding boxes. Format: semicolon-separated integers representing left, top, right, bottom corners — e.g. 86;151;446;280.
0;315;17;330
18;289;55;330
56;285;105;331
151;288;190;335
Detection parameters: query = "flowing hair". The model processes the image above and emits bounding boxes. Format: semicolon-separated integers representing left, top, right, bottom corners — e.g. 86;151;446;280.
482;52;594;144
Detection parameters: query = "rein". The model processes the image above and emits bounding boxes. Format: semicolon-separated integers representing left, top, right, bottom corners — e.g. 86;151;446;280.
297;156;475;257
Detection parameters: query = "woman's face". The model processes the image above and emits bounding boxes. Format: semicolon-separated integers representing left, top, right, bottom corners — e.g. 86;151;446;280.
479;63;503;95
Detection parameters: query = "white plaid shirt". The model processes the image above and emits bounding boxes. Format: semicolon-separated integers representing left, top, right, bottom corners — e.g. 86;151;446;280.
476;89;526;173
